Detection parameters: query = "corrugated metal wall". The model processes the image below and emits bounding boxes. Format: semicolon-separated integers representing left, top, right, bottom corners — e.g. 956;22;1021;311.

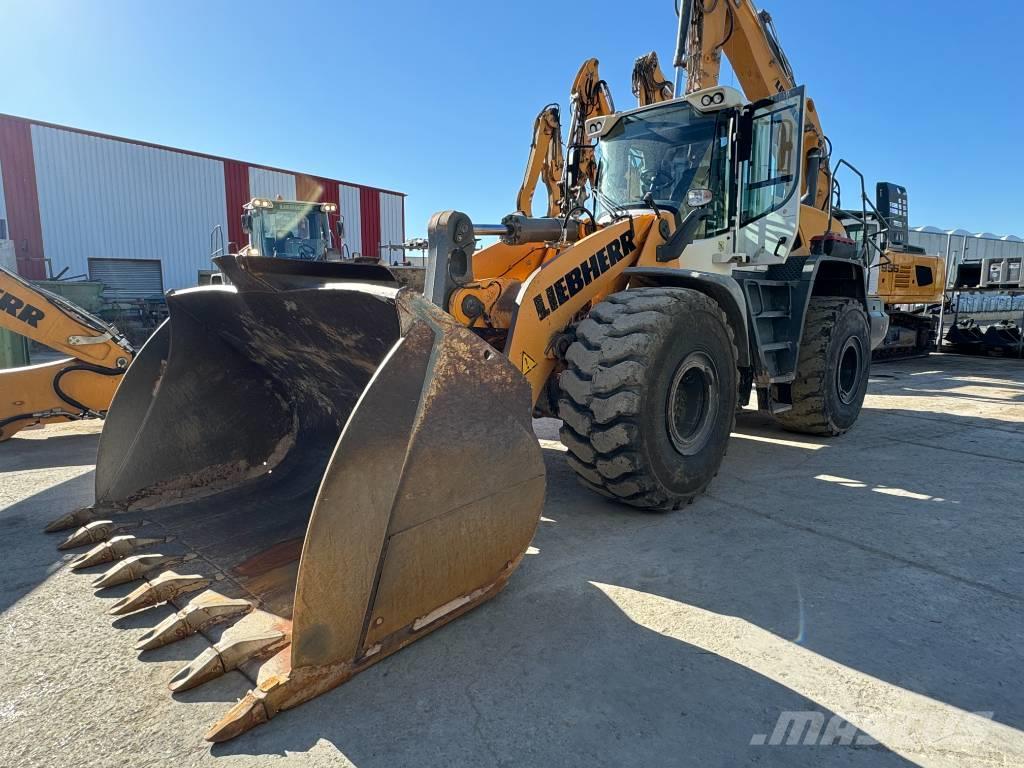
907;230;953;258
296;175;342;250
0;155;8;235
0;113;406;286
249;167;296;200
0;116;45;278
379;191;404;265
88;258;164;299
908;228;1024;287
31;124;229;291
339;184;362;257
963;236;1019;262
359;187;381;262
223;160;250;253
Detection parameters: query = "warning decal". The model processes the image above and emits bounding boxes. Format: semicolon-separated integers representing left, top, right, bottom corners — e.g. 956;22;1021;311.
521;352;537;375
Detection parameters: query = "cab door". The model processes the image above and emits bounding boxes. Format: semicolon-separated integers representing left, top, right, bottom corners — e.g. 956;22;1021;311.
735;86;806;264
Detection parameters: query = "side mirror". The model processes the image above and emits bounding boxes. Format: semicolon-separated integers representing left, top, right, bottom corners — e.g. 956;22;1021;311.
335;217;345;239
241;212;252;233
687;188;713;208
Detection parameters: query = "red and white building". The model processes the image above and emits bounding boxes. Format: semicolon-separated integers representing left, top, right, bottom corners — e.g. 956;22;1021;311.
0;112;405;296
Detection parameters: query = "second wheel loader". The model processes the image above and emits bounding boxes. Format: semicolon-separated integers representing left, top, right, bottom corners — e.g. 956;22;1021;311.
46;0;886;743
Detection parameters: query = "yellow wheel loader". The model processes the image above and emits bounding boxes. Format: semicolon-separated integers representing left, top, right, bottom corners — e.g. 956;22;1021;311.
0;265;133;440
46;0;888;743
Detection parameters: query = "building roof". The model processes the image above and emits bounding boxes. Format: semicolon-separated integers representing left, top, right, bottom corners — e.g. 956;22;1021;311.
0;111;405;198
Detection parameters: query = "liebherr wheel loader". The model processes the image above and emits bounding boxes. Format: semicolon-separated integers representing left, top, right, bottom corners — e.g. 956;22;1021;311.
45;0;885;742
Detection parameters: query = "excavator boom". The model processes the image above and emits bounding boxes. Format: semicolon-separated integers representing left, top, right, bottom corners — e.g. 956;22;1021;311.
516;104;564;218
678;0;831;210
0;265;133;440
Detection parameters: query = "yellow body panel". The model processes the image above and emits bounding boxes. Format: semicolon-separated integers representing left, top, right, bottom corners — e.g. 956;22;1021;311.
505;217;655;402
0;359;123;439
877;250;946;305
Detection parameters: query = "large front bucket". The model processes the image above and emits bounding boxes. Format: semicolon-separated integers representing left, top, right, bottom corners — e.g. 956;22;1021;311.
46;256;545;742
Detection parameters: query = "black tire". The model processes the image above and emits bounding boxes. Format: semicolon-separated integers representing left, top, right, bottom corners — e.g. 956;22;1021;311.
775;297;870;436
558;287;737;511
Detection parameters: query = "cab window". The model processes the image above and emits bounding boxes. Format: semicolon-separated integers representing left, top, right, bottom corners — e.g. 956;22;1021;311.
740;104;799;225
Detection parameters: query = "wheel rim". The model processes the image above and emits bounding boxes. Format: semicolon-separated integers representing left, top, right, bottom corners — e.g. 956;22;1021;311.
666;351;720;456
836;336;863;405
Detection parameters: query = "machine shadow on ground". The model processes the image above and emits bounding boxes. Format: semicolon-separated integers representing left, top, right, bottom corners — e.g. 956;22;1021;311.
210;365;1022;765
0;468;95;614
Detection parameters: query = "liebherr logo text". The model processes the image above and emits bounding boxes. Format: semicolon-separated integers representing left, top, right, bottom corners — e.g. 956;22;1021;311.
0;289;46;328
533;230;637;320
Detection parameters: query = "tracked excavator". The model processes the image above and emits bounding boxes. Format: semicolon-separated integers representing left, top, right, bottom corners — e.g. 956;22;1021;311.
0;265;133;440
46;0;886;742
839;182;947;360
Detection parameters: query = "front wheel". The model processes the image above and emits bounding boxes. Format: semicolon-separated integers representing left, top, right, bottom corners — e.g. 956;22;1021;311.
558;287;738;511
775;297;871;436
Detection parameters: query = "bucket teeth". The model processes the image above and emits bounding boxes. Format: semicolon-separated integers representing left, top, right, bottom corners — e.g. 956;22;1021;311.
108;572;210;616
91;554;170;588
70;535;164;570
135;594;252;651
206;691;270;743
169;630;288;693
44;507;96;533
58;520;119;550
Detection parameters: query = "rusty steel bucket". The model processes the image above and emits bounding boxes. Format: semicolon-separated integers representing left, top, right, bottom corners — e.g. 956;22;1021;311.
45;255;545;742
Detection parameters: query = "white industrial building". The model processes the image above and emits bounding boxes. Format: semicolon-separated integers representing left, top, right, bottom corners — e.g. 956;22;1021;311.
0;112;406;297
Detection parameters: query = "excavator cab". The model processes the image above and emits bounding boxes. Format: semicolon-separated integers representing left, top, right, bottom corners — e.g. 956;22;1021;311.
241;198;338;261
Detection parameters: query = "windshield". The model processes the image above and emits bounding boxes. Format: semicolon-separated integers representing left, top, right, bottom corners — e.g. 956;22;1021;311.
254;207;327;260
594;102;719;216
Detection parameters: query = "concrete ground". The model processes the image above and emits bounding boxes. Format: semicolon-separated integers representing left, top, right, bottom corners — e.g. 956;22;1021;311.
1;354;1022;768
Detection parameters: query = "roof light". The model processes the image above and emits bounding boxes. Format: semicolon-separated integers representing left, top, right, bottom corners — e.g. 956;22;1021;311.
252;198;274;209
321;203;338;213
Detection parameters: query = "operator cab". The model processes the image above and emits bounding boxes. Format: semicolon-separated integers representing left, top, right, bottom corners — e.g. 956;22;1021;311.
588;87;744;229
241;198;339;261
587;85;807;267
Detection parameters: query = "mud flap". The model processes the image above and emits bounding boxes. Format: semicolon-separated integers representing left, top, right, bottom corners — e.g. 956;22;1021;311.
46;255;545;742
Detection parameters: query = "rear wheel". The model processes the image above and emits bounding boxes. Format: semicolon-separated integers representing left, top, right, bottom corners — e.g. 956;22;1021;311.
558;287;737;510
775;297;870;436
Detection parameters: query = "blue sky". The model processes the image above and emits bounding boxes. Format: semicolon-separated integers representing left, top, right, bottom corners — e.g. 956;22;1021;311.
2;0;1021;236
